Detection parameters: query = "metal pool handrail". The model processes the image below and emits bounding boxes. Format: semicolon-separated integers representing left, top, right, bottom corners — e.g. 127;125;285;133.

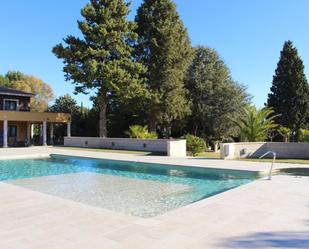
259;151;277;180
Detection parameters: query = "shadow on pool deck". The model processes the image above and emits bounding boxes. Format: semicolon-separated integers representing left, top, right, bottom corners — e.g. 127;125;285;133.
219;230;309;248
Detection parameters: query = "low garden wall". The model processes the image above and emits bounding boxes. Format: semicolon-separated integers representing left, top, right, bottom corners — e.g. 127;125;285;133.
220;142;309;159
64;137;186;157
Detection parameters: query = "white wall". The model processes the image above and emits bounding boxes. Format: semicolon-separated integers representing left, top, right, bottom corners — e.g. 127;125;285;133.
167;140;186;157
64;137;187;157
221;142;309;159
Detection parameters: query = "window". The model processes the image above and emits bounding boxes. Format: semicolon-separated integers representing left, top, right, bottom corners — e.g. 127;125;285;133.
8;125;17;137
4;100;18;111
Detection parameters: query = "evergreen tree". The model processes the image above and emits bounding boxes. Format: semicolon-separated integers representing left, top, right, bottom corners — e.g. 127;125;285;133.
185;46;250;141
48;94;80;114
135;0;192;136
48;95;98;137
53;0;146;137
107;94;148;137
267;40;309;131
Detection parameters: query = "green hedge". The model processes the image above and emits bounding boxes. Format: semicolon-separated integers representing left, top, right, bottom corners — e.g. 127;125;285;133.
184;134;207;157
299;129;309;142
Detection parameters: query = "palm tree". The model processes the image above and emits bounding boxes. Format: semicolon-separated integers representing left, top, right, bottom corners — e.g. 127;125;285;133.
235;107;279;142
126;125;157;139
278;126;291;142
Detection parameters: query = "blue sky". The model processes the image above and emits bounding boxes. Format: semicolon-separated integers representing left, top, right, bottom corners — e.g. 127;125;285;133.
1;0;309;108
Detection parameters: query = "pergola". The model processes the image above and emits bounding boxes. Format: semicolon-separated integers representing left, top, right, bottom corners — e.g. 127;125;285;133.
0;111;71;147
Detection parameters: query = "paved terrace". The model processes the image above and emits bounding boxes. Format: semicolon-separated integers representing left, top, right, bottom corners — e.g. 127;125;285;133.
0;147;308;249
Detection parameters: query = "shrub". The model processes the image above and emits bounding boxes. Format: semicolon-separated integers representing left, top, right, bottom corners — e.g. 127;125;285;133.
234;106;279;142
221;137;234;143
126;125;158;139
143;132;158;139
298;129;309;142
184;134;207;157
278;126;291;142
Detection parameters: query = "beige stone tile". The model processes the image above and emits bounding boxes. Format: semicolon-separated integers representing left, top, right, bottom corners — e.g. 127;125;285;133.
0;147;309;248
117;234;158;249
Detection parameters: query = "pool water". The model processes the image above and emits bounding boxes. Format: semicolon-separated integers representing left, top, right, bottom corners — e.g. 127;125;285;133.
0;155;258;217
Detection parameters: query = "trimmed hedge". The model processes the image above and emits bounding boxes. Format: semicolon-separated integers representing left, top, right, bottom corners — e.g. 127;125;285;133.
184;134;206;156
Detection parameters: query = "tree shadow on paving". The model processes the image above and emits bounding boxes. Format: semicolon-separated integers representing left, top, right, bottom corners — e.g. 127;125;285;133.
219;231;309;248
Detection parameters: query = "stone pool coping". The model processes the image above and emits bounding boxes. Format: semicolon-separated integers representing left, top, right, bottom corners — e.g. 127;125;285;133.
0;146;308;248
1;146;308;173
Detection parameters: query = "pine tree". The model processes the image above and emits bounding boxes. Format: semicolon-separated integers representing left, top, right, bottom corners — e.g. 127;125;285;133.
135;0;193;136
53;0;146;137
267;41;309;131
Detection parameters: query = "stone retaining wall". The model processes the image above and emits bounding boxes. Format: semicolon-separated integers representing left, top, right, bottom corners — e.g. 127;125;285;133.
220;142;309;159
64;137;186;157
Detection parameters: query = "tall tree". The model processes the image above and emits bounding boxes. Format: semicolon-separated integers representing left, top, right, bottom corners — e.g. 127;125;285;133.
135;0;192;136
0;71;54;111
185;46;250;141
48;95;91;137
48;94;80;114
267;40;309;131
53;0;146;137
107;94;148;137
0;75;10;87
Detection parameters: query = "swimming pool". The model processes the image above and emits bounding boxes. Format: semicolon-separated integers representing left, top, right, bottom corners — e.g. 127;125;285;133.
0;155;258;217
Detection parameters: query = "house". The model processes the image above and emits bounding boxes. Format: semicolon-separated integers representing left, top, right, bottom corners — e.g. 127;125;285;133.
0;87;71;147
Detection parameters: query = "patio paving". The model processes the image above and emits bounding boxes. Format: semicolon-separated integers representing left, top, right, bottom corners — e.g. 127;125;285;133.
0;147;308;249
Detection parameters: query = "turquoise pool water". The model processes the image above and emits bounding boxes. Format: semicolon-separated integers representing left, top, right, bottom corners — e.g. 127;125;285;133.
0;155;258;217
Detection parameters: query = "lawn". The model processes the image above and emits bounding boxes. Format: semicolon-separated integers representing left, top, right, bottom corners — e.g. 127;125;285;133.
197;151;309;165
198;151;221;159
238;158;309;165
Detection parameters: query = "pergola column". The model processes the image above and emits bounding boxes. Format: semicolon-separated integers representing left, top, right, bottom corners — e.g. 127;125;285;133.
31;124;34;141
26;122;31;146
67;121;71;137
50;123;54;145
3;120;8;148
42;121;47;146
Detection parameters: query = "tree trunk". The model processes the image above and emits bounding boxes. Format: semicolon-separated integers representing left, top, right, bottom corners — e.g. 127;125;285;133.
149;115;156;133
193;124;198;136
98;91;107;137
165;125;172;139
214;142;219;152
